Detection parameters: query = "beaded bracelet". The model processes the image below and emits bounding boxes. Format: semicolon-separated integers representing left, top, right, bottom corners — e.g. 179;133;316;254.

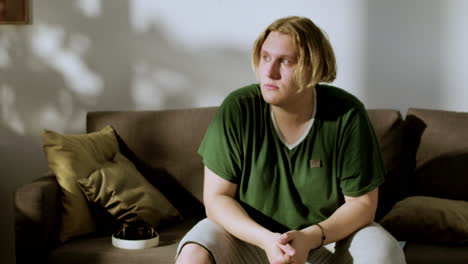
315;223;326;248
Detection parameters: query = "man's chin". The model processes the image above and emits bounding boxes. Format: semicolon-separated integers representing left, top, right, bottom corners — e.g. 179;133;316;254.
261;86;284;103
261;95;281;106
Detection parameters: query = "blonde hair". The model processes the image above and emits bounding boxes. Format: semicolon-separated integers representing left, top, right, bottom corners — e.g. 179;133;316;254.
252;16;336;89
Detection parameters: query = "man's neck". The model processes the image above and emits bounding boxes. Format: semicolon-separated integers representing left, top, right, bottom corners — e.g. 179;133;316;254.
270;86;315;126
270;86;316;145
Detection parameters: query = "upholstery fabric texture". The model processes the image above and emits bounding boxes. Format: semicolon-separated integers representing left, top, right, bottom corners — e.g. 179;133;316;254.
14;175;61;264
86;109;217;217
49;217;202;264
15;107;468;264
404;242;468;264
42;126;119;242
367;110;405;220
405;108;468;201
380;196;468;243
77;152;180;228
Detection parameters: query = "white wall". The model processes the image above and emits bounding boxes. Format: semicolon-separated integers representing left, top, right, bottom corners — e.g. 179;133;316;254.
1;0;467;263
362;0;468;112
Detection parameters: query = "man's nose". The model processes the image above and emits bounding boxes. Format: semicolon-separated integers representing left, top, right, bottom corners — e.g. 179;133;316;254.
266;61;280;80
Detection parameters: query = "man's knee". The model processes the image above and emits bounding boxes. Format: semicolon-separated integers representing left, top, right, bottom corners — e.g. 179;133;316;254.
359;240;406;264
176;243;213;264
348;223;406;263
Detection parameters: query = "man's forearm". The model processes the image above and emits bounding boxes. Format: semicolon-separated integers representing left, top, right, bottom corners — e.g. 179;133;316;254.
302;190;377;248
205;195;274;249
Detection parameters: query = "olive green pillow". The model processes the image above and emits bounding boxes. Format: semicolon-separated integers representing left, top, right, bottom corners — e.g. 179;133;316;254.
77;152;180;228
380;196;468;243
42;126;119;242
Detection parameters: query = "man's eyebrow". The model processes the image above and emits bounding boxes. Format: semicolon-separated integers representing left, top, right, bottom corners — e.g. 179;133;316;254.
261;49;297;59
282;54;297;60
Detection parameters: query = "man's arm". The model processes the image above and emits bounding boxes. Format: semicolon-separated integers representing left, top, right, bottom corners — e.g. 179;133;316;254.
279;188;379;260
305;188;378;244
203;166;295;263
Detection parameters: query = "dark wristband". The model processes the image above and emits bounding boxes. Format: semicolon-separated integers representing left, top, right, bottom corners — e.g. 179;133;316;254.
315;223;326;248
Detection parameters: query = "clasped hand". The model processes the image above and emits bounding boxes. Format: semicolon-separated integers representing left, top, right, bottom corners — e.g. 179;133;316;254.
264;230;314;264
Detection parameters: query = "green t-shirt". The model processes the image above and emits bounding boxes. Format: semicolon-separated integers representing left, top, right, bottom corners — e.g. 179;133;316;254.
198;83;385;233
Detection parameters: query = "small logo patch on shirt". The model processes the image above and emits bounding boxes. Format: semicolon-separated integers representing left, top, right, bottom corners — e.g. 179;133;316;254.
309;159;322;168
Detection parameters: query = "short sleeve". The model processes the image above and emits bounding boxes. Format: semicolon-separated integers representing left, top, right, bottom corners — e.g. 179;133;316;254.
338;107;385;197
198;97;243;183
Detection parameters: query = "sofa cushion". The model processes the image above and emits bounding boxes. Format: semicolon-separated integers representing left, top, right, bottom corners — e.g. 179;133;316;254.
367;109;403;172
367;109;405;219
380;196;468;244
77;152;180;228
42;126;119;242
404;242;468;264
405;108;468;201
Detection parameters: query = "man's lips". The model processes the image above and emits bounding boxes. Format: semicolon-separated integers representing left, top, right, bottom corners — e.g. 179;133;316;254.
264;83;279;90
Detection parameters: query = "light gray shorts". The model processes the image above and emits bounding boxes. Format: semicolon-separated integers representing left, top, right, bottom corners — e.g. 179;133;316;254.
176;218;406;264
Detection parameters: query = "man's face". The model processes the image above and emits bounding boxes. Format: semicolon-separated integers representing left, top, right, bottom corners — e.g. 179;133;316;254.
258;31;300;107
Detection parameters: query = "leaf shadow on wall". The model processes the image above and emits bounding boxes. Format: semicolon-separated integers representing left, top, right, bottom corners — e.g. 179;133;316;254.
1;0;252;262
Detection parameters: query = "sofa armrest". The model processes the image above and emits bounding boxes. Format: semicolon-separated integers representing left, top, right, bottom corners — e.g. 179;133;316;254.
15;174;61;264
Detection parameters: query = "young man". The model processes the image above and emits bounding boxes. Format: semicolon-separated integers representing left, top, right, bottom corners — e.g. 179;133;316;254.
176;16;406;264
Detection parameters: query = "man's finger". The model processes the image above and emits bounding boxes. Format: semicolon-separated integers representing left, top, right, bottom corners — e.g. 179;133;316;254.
272;244;293;264
277;242;296;256
278;233;289;244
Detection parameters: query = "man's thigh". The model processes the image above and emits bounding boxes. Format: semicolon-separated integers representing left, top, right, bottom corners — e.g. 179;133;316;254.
308;222;406;264
177;218;269;264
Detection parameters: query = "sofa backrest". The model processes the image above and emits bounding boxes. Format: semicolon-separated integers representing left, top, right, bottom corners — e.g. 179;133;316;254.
87;107;404;218
367;109;405;219
367;109;404;173
87;107;217;217
404;108;468;201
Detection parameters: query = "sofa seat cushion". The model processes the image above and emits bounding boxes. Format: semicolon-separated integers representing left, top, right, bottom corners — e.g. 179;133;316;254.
405;242;468;264
49;217;203;264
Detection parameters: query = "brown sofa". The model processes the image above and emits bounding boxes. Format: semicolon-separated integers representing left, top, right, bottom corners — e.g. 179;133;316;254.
15;107;468;264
